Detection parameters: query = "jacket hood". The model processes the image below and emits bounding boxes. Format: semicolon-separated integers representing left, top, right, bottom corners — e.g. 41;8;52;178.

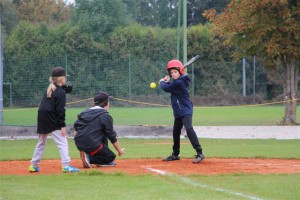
179;74;190;87
77;108;107;123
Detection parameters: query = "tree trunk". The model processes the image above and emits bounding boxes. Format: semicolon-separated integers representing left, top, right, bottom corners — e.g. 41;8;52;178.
282;58;299;125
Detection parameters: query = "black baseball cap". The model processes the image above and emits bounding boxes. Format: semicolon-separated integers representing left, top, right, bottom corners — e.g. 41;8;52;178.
51;67;66;77
94;92;113;104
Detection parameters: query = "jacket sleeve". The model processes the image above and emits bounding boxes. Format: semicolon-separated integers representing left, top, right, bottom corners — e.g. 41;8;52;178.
102;114;118;144
160;79;183;94
73;118;79;131
54;88;66;128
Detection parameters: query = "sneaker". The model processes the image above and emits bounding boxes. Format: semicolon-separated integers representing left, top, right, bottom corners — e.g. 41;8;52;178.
62;165;80;173
29;165;39;172
192;153;205;163
163;153;180;161
80;151;92;168
96;161;116;167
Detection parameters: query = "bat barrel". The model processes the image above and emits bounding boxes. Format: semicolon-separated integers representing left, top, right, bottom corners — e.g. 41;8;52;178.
183;55;200;68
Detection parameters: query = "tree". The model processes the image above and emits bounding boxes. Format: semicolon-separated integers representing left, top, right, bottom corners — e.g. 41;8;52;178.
123;0;230;27
0;0;19;34
16;0;71;26
187;0;230;25
204;0;300;124
72;0;129;41
123;0;178;28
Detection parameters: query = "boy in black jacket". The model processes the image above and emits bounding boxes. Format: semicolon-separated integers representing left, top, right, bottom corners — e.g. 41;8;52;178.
74;92;124;168
160;59;205;163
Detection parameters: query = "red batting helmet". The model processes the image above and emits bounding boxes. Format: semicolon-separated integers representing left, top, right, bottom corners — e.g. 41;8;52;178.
167;59;184;75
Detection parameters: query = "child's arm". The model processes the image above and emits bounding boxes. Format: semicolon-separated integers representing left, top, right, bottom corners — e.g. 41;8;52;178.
160;75;170;83
160;77;184;93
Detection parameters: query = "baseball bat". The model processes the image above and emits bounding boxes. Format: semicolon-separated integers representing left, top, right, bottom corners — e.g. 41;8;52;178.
184;55;200;68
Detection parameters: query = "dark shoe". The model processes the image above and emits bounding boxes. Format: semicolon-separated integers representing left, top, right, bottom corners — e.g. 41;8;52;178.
192;153;205;163
163;153;180;161
97;161;116;167
80;151;92;168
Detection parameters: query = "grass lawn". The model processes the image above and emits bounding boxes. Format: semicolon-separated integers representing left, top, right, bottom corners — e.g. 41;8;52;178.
2;105;299;126
1;173;299;200
1;138;300;160
0;138;300;200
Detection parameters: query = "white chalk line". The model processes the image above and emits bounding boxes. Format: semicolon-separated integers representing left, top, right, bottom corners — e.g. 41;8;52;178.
147;167;264;200
229;162;300;167
147;168;167;175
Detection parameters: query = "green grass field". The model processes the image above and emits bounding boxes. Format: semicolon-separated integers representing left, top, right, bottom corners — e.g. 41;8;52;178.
3;105;300;126
1;138;300;199
1;105;300;199
1;138;300;160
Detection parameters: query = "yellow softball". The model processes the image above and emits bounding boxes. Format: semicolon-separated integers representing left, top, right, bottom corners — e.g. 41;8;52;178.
150;82;156;89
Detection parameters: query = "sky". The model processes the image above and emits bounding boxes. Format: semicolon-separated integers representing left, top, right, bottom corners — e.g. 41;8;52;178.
65;0;75;5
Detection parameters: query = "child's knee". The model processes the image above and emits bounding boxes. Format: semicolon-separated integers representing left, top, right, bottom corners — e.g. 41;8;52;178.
186;127;195;135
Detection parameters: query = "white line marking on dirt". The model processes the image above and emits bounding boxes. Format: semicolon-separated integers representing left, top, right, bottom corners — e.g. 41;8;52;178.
146;167;264;200
147;168;167;175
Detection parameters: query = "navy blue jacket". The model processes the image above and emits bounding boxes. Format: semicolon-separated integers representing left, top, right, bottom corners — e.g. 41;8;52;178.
74;107;118;153
160;74;193;119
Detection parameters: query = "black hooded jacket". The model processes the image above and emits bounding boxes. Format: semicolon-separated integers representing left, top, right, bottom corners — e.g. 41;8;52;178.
37;85;66;134
74;107;117;153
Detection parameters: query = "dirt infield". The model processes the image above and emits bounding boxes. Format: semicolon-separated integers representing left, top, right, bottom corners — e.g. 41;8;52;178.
1;158;300;175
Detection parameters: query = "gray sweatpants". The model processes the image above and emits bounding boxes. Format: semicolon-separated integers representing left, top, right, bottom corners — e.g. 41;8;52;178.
31;130;71;167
